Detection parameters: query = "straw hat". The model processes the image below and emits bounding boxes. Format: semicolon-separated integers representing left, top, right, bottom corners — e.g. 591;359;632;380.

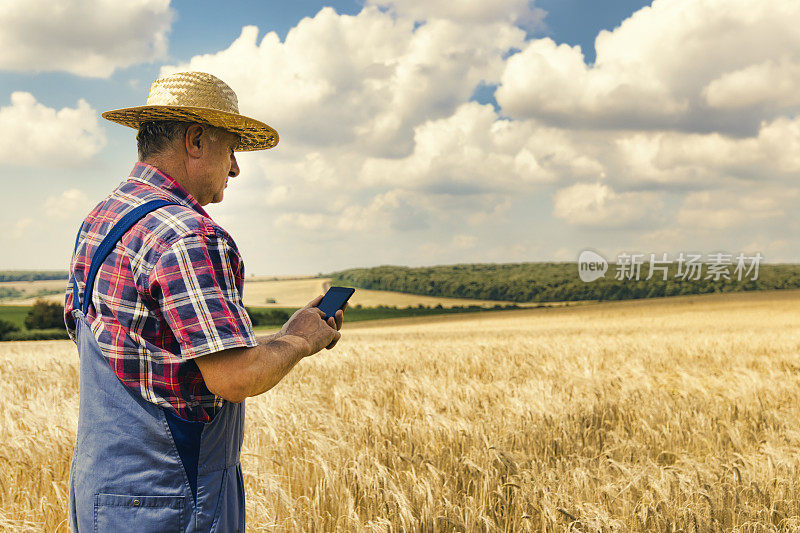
102;71;278;151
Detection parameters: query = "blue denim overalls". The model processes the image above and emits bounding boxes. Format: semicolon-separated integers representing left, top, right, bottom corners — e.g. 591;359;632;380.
68;200;246;532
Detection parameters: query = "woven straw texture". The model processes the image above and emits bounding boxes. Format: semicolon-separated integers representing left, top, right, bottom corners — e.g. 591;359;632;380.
102;72;278;151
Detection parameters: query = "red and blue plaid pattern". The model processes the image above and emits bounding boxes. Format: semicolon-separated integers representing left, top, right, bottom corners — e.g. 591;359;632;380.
65;163;257;421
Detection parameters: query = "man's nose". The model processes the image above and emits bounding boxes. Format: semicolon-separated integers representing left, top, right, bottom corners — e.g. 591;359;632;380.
229;154;240;177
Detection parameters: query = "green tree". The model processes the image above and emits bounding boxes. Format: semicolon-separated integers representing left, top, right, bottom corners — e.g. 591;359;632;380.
24;300;65;330
0;319;19;340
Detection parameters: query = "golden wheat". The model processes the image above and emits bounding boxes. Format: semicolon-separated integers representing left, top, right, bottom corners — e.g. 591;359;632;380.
2;290;800;531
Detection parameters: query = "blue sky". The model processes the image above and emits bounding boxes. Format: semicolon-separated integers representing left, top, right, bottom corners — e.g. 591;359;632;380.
1;0;797;274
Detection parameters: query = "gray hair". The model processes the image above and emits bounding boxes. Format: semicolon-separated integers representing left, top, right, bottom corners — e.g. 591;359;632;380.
136;121;223;161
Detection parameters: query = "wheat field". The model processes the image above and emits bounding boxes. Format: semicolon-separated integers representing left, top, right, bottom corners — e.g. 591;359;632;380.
2;290;800;531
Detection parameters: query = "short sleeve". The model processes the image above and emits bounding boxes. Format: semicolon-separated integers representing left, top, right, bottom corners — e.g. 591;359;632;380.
149;231;258;359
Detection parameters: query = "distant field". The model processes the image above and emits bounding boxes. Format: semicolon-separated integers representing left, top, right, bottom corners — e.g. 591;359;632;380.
248;302;536;331
0;280;65;305
0;306;30;329
0;276;540;338
0;276;541;309
242;277;542;308
3;289;800;530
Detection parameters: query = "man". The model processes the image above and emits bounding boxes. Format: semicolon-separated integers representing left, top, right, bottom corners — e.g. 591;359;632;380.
64;71;344;532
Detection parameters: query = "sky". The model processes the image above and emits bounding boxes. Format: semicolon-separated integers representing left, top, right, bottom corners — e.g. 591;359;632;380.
1;0;798;275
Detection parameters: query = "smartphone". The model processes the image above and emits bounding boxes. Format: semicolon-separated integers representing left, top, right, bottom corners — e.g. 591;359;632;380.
317;286;355;319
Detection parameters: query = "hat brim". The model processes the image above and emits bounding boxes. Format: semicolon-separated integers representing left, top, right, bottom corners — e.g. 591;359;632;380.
101;105;278;151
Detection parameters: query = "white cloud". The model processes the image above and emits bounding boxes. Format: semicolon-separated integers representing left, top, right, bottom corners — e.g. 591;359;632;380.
609;115;800;186
627;184;799;261
496;0;800;134
497;38;685;125
43;189;95;220
452;234;477;249
160;6;547;263
366;0;546;29
10;218;33;240
552;248;573;261
467;198;511;227
142;1;800;268
4;0;800;270
552;182;662;227
0;0;172;78
749;239;793;263
0;92;106;166
703;58;800;110
228;95;800;266
6;189;95;250
676;188;796;230
746;116;800;175
360;102;603;192
230;148;371;216
161;7;524;156
273;188;433;233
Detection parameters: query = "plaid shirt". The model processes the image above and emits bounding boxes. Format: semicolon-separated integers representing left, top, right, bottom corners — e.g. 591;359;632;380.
65;163;258;422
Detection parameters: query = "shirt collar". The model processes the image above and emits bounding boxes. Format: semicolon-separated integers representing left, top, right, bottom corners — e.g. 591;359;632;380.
128;162;211;218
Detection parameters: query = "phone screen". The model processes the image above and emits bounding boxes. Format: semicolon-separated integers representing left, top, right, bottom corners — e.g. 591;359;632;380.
317;286;355;318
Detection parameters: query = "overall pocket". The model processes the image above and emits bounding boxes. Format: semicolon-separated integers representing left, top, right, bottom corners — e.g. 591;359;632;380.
94;493;185;533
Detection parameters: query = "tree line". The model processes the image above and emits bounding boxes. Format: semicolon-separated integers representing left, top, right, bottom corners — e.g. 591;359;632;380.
328;262;800;303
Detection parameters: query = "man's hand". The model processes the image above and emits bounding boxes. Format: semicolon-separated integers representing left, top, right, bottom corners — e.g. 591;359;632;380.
195;295;347;403
280;295;346;355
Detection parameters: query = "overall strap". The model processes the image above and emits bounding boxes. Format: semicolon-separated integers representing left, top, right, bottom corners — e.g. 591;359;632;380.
71;221;84;314
72;199;179;315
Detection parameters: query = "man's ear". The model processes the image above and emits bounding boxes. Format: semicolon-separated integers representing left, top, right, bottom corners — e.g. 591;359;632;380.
185;124;205;158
